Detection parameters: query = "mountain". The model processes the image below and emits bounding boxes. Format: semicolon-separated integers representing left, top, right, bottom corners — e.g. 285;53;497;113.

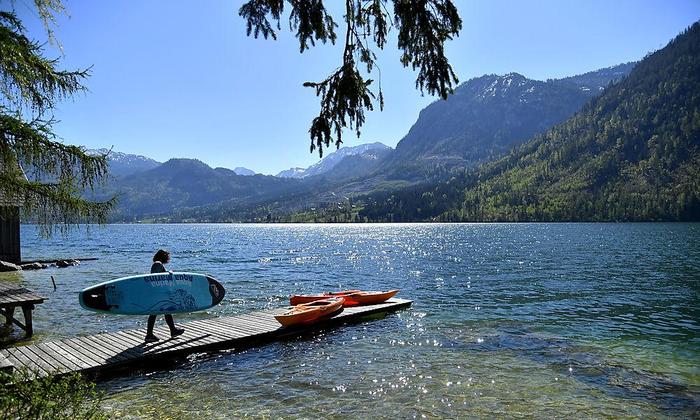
276;167;306;178
276;142;391;178
233;167;256;176
358;23;700;222
93;62;643;222
102;158;309;221
381;64;634;179
88;149;161;178
558;62;636;92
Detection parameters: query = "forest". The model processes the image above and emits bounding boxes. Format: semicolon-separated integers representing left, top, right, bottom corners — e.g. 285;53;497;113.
352;23;700;222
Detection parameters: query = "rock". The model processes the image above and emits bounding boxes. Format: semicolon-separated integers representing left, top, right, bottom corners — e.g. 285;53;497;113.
56;259;79;268
0;261;22;272
20;262;48;270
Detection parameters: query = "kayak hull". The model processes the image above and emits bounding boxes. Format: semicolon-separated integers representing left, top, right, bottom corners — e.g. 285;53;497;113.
344;289;399;306
274;297;345;327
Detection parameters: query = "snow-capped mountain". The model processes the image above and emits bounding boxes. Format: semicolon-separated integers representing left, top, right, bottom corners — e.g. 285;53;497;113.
275;167;307;178
385;63;635;172
88;148;161;178
276;142;391;178
559;62;636;92
233;167;256;176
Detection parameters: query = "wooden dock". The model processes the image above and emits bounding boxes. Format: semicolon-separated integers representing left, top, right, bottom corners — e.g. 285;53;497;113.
0;298;411;379
0;281;45;339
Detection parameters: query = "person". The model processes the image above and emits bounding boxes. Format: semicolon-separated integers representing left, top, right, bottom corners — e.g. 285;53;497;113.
145;249;185;342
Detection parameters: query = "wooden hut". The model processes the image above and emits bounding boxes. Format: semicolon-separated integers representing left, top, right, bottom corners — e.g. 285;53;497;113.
0;195;20;264
0;161;24;264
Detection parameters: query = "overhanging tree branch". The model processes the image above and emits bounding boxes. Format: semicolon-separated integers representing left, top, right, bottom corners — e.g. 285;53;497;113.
0;4;114;235
239;0;462;157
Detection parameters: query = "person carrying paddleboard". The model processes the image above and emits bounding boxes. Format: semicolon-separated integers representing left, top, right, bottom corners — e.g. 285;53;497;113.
145;249;185;342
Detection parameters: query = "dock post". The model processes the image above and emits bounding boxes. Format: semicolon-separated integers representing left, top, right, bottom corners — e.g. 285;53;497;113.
3;306;14;327
22;305;33;338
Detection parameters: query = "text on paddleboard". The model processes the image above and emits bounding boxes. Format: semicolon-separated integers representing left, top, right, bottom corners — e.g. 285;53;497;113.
143;273;194;286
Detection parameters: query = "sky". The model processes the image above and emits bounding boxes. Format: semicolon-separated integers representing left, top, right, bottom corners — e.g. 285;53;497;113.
12;0;700;175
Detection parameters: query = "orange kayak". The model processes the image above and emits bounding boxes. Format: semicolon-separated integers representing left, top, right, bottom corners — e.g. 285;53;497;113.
274;297;345;327
343;290;399;306
290;289;399;307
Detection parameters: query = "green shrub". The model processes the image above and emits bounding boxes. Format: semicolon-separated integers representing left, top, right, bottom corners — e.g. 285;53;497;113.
0;369;107;420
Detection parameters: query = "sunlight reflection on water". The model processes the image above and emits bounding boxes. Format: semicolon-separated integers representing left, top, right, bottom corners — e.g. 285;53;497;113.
6;223;700;417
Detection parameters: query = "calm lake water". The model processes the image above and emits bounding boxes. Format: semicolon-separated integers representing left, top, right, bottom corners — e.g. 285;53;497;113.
4;223;699;418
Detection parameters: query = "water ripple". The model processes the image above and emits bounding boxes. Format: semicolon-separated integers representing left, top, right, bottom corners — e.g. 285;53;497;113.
6;222;699;418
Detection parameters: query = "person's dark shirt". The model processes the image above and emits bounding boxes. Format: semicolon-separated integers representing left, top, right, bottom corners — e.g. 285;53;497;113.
151;261;166;274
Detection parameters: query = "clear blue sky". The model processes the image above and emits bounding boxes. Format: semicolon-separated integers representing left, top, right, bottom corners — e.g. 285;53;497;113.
13;0;700;175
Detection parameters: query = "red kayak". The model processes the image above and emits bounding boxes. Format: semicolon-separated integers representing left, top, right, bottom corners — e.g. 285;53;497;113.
290;289;399;307
274;297;344;327
290;290;360;305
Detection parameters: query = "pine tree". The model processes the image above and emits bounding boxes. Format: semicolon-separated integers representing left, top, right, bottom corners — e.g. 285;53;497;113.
0;2;113;234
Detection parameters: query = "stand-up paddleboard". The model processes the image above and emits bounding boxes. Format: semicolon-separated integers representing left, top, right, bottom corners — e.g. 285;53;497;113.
79;272;226;315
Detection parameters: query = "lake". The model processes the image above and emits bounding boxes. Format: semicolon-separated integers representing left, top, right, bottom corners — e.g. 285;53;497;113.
5;223;699;418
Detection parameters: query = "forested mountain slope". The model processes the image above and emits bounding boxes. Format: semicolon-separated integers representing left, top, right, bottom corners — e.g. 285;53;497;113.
381;64;634;179
101;158;309;221
359;23;700;222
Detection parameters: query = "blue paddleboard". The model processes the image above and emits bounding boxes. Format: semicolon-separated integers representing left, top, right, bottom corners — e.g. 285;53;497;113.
79;272;226;315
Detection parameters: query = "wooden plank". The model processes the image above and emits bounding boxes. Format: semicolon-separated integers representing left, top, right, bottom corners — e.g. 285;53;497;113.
245;309;282;320
2;299;412;379
95;331;145;354
236;313;282;328
113;331;185;357
183;324;247;344
42;341;92;370
83;334;141;363
171;328;223;347
0;352;14;373
57;339;105;367
63;337;112;365
185;320;242;338
109;330;147;348
0;292;44;304
115;330;198;356
145;334;217;355
117;330;179;354
133;324;219;353
209;318;266;335
219;316;276;332
2;352;33;377
213;320;269;337
188;320;250;339
11;346;51;377
69;336;120;362
2;351;26;373
155;330;220;350
24;344;70;374
174;321;213;335
234;319;280;333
